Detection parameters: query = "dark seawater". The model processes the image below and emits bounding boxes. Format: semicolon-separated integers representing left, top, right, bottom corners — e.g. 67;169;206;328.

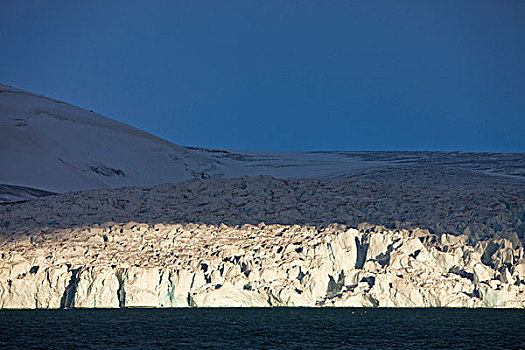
0;308;523;349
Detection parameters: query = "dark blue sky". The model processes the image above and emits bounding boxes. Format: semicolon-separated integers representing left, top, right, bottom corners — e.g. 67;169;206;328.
1;1;524;151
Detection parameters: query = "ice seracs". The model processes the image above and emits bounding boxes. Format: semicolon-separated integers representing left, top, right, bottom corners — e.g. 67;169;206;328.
0;172;524;308
1;223;524;308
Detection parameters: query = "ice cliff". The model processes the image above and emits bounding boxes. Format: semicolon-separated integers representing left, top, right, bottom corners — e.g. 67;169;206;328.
1;170;524;308
1;223;524;308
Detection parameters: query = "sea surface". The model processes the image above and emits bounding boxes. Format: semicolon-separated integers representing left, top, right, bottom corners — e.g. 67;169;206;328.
0;308;523;349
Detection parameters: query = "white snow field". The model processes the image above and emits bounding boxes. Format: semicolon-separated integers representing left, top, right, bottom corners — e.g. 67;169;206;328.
1;83;525;308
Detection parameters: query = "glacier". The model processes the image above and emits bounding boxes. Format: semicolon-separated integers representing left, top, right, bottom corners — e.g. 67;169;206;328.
1;83;524;308
1;174;524;308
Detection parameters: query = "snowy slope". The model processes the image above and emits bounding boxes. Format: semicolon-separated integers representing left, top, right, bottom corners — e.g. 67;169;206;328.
1;83;524;202
0;83;229;193
0;83;385;197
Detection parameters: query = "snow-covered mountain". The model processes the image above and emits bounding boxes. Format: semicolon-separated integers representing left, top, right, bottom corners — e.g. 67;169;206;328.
1;83;524;202
0;83;383;199
0;83;221;194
